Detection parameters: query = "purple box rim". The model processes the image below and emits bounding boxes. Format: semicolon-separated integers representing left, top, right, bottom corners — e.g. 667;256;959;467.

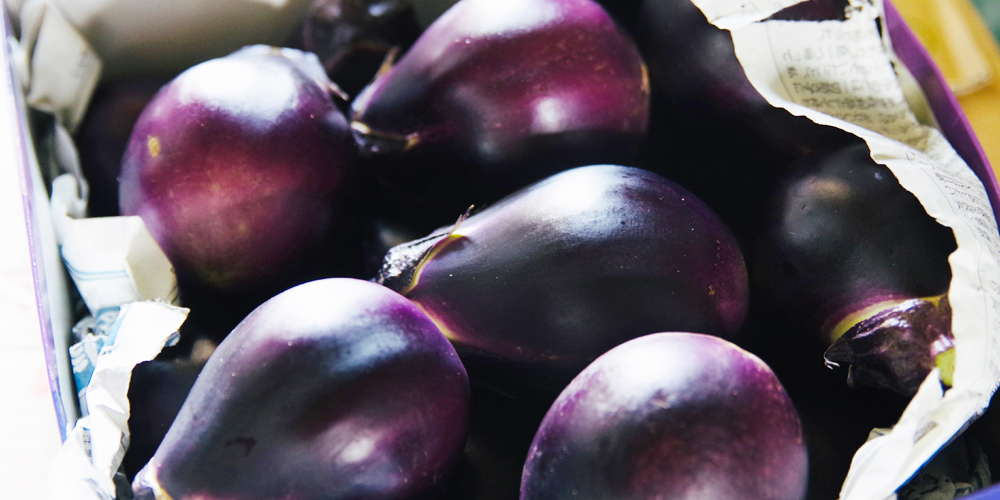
1;1;71;441
3;0;999;489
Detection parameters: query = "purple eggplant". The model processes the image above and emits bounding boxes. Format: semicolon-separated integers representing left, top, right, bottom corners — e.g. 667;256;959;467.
752;142;957;397
521;332;807;500
632;0;858;248
350;0;649;216
131;278;470;500
378;165;748;398
636;0;853;157
119;46;357;292
298;0;422;98
75;77;170;217
124;356;207;481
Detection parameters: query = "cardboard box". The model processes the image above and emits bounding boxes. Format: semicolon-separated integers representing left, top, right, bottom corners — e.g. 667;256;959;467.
5;0;1000;498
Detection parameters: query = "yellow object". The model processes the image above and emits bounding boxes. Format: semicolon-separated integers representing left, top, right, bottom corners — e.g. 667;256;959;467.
895;0;1000;173
937;346;956;387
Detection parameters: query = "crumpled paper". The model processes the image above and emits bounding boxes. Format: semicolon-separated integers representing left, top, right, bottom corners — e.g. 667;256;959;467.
40;301;189;500
898;449;990;500
689;0;1000;498
50;173;179;316
46;0;314;82
13;0;101;133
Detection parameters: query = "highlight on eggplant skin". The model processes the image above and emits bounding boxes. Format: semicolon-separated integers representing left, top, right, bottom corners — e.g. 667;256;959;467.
378;165;749;398
131;278;470;500
350;0;650;212
752;141;957;396
520;332;808;500
119;46;358;292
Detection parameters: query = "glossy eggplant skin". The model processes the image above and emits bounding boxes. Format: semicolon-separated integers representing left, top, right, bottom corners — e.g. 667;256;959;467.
119;46;357;291
379;165;748;398
131;278;470;500
521;333;807;500
753;142;956;345
351;0;649;214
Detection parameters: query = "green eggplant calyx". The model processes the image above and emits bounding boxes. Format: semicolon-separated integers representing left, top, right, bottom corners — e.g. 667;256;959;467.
823;294;953;397
377;207;473;294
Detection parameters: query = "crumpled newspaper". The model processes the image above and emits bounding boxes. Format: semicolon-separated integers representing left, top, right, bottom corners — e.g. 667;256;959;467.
50;173;179;317
40;301;189;500
690;0;1000;498
12;0;317;133
895;431;990;499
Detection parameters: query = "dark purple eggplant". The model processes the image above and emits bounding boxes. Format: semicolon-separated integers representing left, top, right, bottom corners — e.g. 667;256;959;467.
119;46;357;292
378;165;748;399
75;77;170;217
752;142;957;397
521;332;808;500
298;0;422;98
124;356;207;481
633;0;858;248
350;0;650;218
131;278;470;500
636;0;853;157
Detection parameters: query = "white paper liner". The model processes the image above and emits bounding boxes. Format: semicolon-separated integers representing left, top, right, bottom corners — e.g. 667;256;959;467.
50;173;179;317
688;0;1000;498
15;0;100;133
48;0;314;81
40;301;189;500
14;0;998;498
692;0;806;30
14;0;320;132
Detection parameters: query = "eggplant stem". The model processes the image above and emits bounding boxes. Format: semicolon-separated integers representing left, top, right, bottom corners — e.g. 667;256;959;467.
327;81;350;102
377;230;451;292
376;46;400;80
349;121;421;155
823;294;953;397
452;206;474;234
826;294;947;344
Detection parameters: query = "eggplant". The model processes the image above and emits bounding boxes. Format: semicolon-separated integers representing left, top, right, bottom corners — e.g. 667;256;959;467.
520;332;807;500
752;142;957;397
119;46;358;292
298;0;422;98
350;0;650;219
633;0;858;248
636;0;853;157
123;356;207;481
131;278;470;500
378;165;748;399
75;77;170;217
